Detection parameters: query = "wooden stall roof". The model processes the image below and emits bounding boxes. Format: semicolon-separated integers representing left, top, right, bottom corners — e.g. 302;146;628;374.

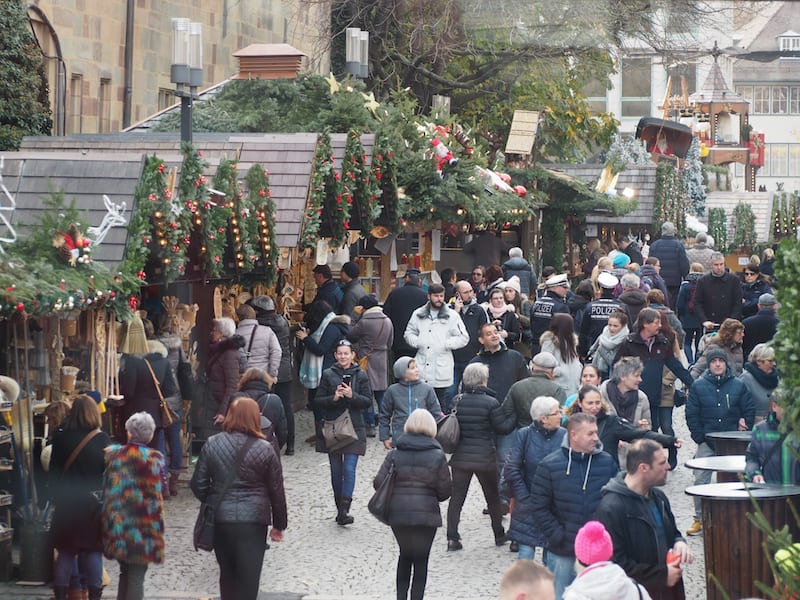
13;132;374;263
547;163;658;226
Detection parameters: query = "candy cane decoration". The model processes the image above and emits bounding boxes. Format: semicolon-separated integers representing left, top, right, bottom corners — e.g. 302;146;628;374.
0;157;19;254
87;194;127;247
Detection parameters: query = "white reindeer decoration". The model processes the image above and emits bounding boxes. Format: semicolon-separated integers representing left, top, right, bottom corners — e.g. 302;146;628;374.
0;157;18;254
87;194;127;247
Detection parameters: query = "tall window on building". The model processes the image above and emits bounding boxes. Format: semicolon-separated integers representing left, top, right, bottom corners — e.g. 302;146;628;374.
582;78;608;114
772;87;788;114
69;74;83;134
771;144;788;177
789;144;800;177
158;88;176;111
667;64;696;98
621;58;652;117
752;86;770;114
99;79;111;133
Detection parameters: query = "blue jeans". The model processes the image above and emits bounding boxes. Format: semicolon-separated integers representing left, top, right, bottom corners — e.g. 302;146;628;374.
365;390;385;427
444;362;468;412
165;407;183;472
518;544;537;560
54;550;103;588
329;453;359;498
545;551;576;600
496;431;516;501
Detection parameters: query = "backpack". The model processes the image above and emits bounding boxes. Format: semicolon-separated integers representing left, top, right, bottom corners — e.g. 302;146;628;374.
686;280;698;314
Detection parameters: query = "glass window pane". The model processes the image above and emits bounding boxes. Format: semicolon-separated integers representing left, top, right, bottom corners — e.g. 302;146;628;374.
763;145;771;177
789;145;800;177
790;87;800;114
771;144;788;177
621;100;651;117
735;86;753;104
753;86;769;114
772;87;788;114
622;58;651;98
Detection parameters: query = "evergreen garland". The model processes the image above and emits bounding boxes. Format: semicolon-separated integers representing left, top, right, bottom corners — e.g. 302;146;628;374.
732;201;757;250
244;164;279;287
342;129;382;235
708;207;728;252
774;238;800;436
772;191;798;240
166;143;204;280
653;161;687;238
123;155;169;281
372;135;400;231
300;132;336;250
182;144;227;279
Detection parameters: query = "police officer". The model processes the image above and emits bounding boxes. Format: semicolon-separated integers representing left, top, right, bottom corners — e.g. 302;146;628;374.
579;272;622;358
529;273;570;356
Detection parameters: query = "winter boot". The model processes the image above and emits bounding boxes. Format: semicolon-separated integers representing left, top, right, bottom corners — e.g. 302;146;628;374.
169;471;180;497
337;496;354;526
88;586;103;600
54;587;69;600
334;495;342;521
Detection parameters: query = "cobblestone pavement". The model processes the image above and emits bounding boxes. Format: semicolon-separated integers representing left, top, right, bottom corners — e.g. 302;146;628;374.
1;406;718;599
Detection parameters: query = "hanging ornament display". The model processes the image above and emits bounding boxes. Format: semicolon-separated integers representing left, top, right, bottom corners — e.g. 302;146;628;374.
244;164;279;287
341;129;382;237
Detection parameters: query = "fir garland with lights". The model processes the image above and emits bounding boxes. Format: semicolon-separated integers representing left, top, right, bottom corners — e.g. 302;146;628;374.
244;164;279;286
732;201;757;251
772;191;798;240
300;132;336;250
342;129;382;235
708;207;728;252
214;158;252;276
181;144;228;279
123;154;169;281
653;161;687;238
372;135;400;232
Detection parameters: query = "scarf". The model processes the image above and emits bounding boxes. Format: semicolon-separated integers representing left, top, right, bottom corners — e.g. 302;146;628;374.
743;361;779;391
605;379;639;422
298;312;336;389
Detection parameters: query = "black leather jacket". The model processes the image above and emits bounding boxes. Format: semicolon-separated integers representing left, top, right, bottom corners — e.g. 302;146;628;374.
191;431;288;528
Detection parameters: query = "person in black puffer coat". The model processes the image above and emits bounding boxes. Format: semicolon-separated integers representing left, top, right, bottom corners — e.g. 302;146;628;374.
445;362;516;550
315;340;373;525
236;368;288;454
373;409;452;600
251;295;296;455
191;397;287;600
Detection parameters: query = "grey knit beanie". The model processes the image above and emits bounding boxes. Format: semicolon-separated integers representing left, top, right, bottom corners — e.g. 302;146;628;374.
393;356;414;380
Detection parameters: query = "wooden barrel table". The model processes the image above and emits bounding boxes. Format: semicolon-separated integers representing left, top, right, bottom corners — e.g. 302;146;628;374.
686;455;746;484
686;482;800;600
706;430;752;457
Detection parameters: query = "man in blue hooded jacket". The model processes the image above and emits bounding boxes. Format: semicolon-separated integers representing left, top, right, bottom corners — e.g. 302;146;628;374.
685;347;754;535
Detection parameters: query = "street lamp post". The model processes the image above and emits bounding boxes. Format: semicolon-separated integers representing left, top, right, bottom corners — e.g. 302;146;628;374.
170;18;203;143
345;27;369;80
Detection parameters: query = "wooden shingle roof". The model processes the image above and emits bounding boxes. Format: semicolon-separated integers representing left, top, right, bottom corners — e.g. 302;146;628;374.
12;132;374;265
547;163;657;226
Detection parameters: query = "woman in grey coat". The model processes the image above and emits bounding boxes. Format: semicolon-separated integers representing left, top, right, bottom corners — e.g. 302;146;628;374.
349;296;394;435
379;357;443;449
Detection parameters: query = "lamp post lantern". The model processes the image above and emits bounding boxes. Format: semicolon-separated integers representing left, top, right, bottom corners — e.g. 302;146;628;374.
170;18;203;143
345;27;369;80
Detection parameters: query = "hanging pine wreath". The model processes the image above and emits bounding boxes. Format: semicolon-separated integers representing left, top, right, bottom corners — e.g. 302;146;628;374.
301;132;337;250
214;158;252;276
372;135;400;232
733;201;757;250
708;207;728;252
342;129;382;236
245;164;279;287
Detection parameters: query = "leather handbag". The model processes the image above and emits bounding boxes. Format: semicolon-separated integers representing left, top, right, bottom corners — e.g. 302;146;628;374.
193;437;257;551
368;455;396;525
322;409;358;451
144;358;177;428
356;318;386;374
435;394;462;453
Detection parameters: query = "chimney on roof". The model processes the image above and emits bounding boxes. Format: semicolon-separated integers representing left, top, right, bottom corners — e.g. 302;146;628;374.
233;43;306;80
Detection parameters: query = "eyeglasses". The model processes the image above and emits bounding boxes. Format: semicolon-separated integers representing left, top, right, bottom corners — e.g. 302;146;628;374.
744;271;756;276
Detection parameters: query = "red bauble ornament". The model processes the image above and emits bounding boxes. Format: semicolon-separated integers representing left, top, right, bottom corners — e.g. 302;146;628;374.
16;302;24;311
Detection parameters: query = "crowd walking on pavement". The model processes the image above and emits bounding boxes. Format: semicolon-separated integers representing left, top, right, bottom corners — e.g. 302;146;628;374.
39;231;798;600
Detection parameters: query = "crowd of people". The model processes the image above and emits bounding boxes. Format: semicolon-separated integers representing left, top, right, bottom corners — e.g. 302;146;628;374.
43;232;794;599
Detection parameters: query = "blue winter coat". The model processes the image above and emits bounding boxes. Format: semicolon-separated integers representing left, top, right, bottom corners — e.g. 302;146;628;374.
529;438;618;557
675;274;702;330
502;257;537;297
686;364;755;446
648;236;689;287
504;423;566;548
741;278;773;319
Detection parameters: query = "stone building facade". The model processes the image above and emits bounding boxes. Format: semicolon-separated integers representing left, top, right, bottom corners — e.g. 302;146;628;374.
25;0;330;135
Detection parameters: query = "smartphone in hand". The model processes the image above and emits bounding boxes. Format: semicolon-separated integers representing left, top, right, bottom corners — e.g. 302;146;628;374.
342;374;352;386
